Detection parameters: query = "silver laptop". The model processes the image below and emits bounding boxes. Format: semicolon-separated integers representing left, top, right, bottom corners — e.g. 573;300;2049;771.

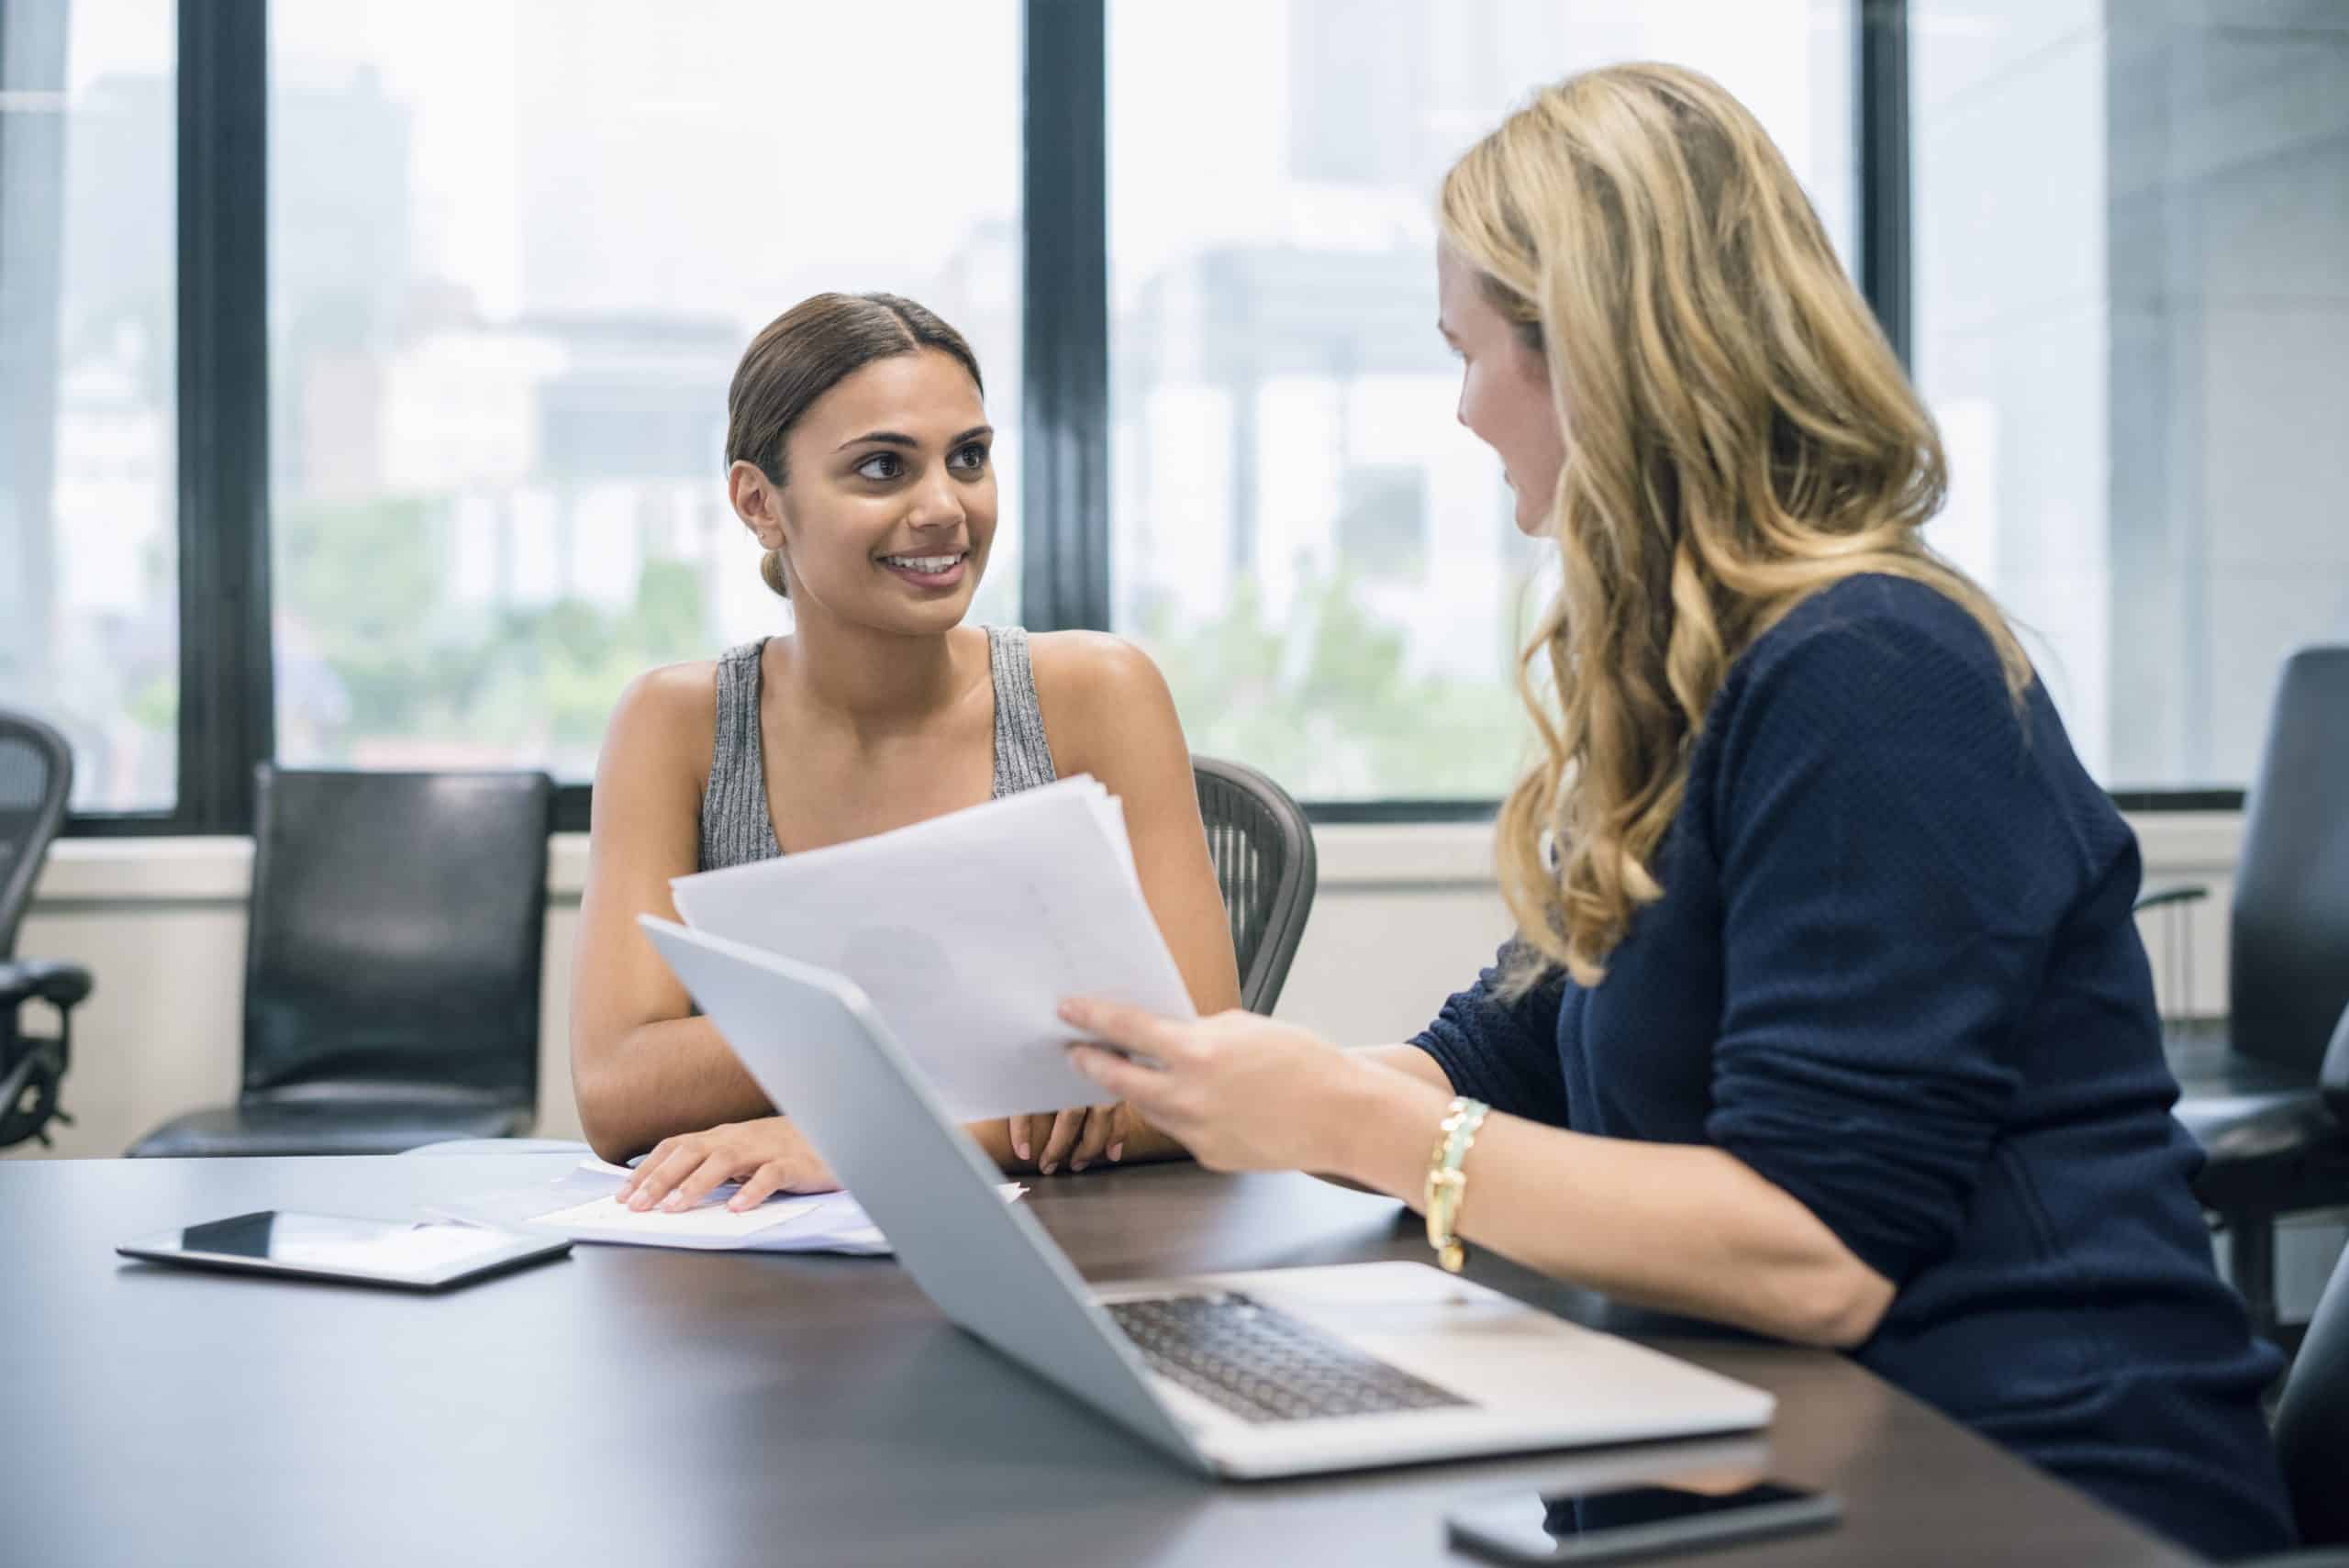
640;916;1773;1479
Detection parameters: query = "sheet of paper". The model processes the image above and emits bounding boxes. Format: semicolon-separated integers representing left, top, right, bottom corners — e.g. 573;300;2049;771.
428;1162;1022;1256
529;1194;823;1242
670;773;1196;1121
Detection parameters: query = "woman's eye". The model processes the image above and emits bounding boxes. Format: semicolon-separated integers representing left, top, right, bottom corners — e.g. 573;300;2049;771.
856;452;904;481
951;443;989;472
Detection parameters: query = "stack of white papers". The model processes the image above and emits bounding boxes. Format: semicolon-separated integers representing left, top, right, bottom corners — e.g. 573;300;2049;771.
430;1158;1024;1256
669;774;1196;1122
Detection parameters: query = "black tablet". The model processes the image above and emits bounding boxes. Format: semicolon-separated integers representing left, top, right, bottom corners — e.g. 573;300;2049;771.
117;1210;571;1291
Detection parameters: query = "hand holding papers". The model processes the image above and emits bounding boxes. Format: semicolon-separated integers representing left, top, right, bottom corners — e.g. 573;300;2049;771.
668;775;1193;1121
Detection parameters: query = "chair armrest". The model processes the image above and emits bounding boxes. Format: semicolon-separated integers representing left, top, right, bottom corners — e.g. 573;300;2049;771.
2322;997;2349;1126
0;959;94;1010
2132;883;2210;915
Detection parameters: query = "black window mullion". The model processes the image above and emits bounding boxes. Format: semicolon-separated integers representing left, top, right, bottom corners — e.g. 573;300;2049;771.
173;0;273;835
1020;0;1110;633
1857;0;1910;368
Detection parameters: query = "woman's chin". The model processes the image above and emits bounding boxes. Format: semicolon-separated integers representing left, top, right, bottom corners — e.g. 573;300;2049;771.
868;589;978;635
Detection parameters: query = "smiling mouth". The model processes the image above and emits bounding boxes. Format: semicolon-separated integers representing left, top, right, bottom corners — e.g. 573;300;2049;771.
876;550;971;588
878;550;968;573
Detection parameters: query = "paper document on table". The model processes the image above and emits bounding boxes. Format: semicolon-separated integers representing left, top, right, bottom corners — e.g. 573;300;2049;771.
669;774;1193;1120
429;1160;1025;1255
529;1194;826;1242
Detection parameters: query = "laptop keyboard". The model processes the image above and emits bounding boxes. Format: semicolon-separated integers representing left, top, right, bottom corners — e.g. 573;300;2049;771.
1107;1292;1473;1424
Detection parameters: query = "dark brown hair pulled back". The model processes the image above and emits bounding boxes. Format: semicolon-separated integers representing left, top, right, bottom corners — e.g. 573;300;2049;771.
726;292;984;598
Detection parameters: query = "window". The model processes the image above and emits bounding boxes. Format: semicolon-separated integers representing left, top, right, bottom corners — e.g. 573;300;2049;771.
266;0;1022;779
2;0;177;811
34;2;1966;830
1108;0;1857;802
1911;1;2349;789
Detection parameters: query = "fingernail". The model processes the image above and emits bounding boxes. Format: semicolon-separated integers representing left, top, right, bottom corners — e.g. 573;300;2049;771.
1058;1000;1083;1023
1072;1159;1088;1173
1041;1160;1057;1175
629;1194;651;1211
1015;1139;1030;1160
661;1194;685;1212
1109;1142;1124;1162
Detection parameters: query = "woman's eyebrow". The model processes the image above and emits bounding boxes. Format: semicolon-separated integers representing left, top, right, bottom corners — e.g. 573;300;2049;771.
835;425;995;452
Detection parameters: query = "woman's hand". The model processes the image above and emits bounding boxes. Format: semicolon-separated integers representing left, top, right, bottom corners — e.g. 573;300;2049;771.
1003;1103;1134;1174
616;1115;841;1213
1058;999;1364;1173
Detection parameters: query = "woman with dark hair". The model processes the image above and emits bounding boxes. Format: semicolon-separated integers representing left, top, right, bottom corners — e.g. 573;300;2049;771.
572;292;1241;1210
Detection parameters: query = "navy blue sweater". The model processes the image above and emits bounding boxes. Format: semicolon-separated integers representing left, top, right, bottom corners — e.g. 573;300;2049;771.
1412;576;2294;1561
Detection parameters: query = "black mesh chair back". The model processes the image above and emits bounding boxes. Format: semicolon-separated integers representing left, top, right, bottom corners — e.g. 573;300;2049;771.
0;712;84;1150
1193;757;1317;1015
0;712;73;960
2275;1236;2349;1545
2231;647;2349;1071
242;766;551;1102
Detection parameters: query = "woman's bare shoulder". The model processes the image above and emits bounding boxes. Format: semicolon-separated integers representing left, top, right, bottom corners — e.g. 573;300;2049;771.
1023;630;1186;778
1024;628;1170;709
597;658;724;796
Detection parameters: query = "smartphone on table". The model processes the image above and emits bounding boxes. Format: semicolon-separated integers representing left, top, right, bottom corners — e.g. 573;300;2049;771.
1446;1475;1839;1563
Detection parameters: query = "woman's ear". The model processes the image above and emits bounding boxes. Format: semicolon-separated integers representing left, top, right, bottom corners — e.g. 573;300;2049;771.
727;460;787;550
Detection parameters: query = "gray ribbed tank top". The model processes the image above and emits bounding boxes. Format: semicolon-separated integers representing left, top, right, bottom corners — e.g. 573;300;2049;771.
698;624;1059;872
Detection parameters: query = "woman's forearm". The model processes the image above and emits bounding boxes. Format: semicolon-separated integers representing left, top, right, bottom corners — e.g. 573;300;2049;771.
575;1015;776;1162
1321;1063;1894;1348
577;1018;1186;1175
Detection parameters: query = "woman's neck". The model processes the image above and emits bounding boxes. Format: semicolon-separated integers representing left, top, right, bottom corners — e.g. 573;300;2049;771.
772;605;979;738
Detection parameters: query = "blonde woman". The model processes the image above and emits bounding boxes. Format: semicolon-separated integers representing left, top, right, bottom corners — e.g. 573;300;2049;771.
1062;66;2295;1561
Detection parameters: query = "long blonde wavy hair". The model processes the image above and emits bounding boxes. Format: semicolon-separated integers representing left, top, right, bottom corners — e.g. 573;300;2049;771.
1442;63;2029;991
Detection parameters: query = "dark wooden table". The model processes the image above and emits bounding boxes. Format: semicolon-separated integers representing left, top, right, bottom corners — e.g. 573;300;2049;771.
0;1154;2198;1566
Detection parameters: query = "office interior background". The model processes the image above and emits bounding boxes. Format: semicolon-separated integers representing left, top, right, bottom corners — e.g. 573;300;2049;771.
4;0;2345;1304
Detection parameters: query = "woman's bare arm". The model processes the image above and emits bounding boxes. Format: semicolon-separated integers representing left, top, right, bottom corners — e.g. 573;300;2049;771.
1037;632;1247;1164
568;666;776;1162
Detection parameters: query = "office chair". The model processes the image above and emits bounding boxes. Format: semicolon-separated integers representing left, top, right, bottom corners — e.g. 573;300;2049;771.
2274;1229;2349;1551
1193;756;1318;1015
2140;648;2349;1347
128;767;551;1156
0;711;93;1151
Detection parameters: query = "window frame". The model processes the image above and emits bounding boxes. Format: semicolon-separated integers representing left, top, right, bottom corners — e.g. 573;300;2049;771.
54;0;2243;835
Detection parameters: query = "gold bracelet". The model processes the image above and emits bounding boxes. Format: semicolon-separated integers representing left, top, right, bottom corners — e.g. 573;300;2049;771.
1423;1095;1490;1273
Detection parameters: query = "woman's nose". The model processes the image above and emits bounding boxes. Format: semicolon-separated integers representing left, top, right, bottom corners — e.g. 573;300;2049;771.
908;473;965;529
